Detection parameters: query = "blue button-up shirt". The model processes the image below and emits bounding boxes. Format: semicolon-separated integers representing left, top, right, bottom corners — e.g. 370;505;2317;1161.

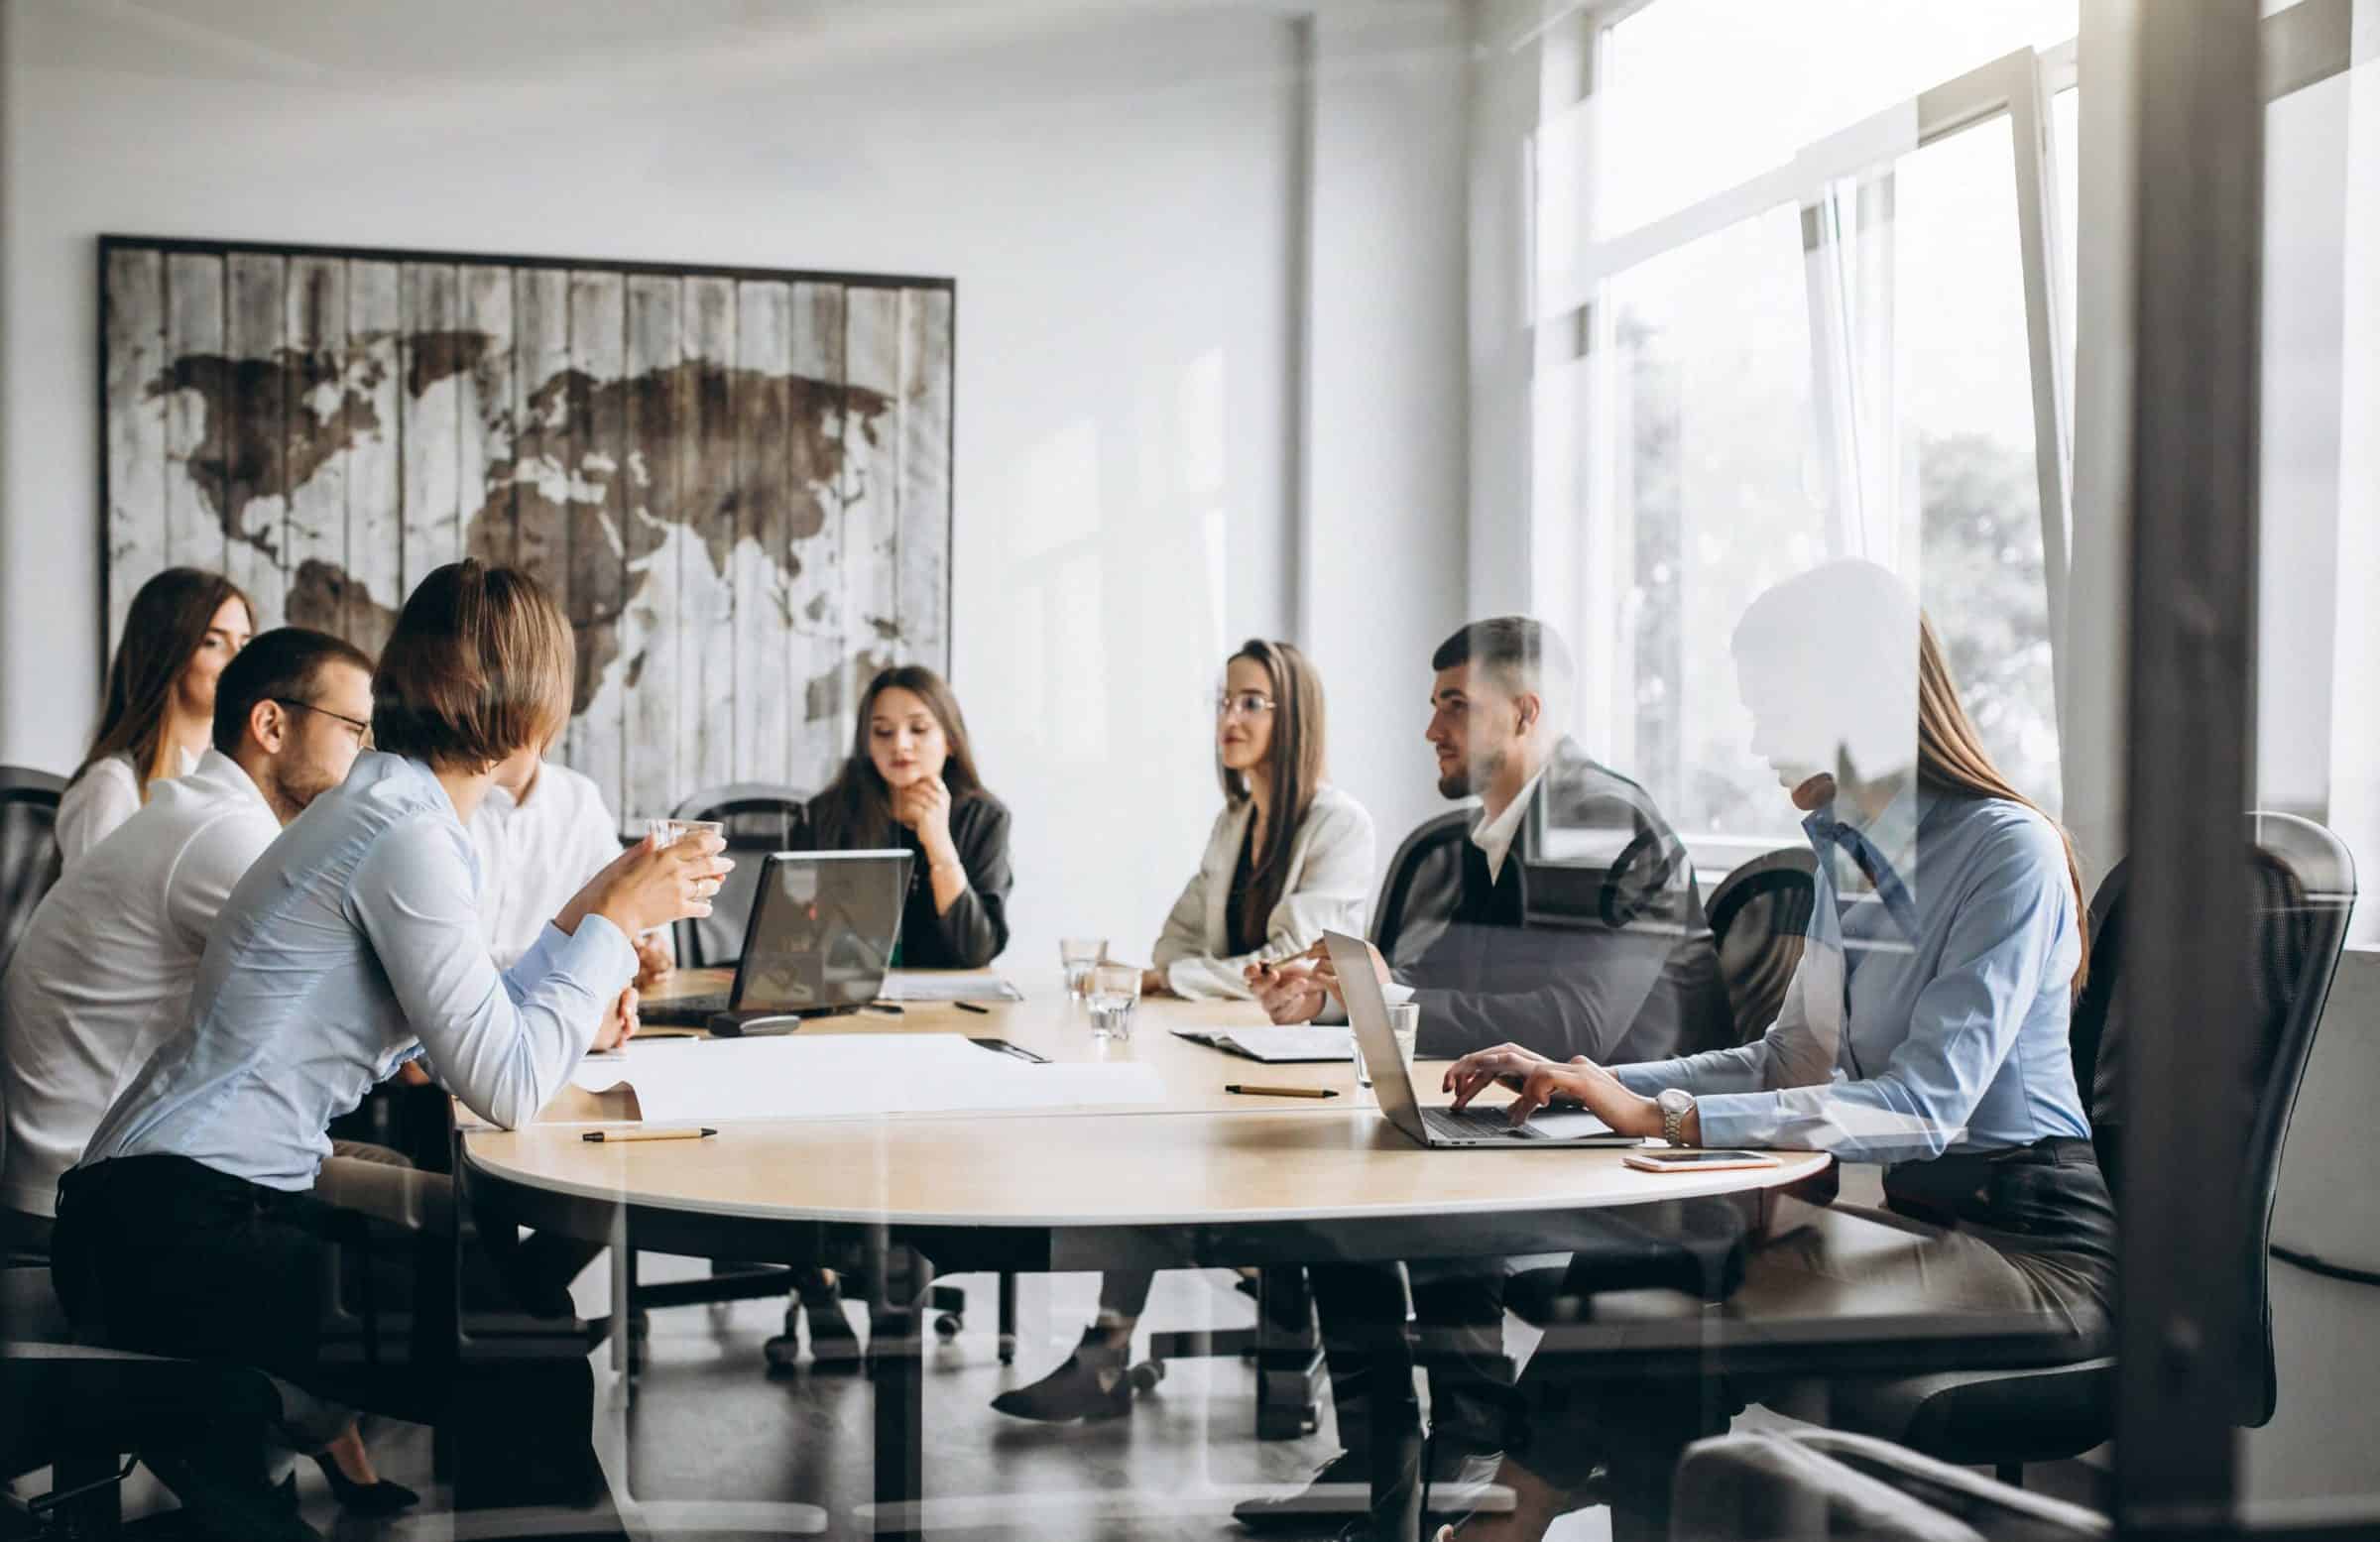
81;753;637;1191
1613;787;2088;1163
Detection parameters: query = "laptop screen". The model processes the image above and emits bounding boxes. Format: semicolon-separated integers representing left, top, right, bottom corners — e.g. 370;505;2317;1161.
1322;930;1429;1143
735;851;912;1012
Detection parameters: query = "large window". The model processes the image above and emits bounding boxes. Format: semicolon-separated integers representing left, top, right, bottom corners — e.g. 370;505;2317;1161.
1535;5;2078;859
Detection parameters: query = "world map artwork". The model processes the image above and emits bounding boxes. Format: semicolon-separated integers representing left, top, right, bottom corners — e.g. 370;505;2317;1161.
100;239;955;828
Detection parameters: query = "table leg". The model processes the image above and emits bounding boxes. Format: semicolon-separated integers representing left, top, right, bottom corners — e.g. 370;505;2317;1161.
609;1210;635;1375
997;1269;1018;1364
870;1245;930;1541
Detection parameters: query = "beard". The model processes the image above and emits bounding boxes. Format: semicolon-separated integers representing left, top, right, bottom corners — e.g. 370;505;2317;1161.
1438;745;1505;801
265;762;337;824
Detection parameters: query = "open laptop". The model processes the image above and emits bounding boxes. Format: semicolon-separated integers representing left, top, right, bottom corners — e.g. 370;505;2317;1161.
644;850;912;1033
1322;930;1644;1148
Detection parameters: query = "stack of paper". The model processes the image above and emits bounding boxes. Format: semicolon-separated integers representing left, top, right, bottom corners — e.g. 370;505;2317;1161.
881;972;1024;1004
1171;1025;1355;1064
566;1033;1161;1124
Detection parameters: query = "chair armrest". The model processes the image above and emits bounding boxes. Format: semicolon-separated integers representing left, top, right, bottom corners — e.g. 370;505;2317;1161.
1788;1429;2111;1538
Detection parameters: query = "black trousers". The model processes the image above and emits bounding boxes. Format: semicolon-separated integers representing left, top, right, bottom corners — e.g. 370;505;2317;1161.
53;1154;618;1528
1308;1260;1518;1464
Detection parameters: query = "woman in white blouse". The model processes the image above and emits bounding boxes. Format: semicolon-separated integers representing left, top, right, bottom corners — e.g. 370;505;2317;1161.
993;639;1375;1423
56;567;253;868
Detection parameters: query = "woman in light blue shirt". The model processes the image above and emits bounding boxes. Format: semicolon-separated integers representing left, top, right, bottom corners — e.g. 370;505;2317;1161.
1431;561;2115;1542
53;561;728;1535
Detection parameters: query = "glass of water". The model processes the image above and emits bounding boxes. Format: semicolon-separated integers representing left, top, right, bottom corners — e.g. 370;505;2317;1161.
1085;962;1141;1041
649;817;725;849
1353;1002;1420;1103
1060;937;1109;999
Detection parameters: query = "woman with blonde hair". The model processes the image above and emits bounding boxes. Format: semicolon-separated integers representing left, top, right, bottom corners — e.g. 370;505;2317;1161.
57;567;253;866
1429;560;2112;1542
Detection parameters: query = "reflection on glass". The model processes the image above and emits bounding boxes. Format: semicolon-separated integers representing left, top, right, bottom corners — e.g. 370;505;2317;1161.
1597;202;1828;845
1888;114;2064;812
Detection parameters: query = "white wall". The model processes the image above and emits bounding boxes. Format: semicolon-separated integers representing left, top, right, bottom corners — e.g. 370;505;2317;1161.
0;0;1471;975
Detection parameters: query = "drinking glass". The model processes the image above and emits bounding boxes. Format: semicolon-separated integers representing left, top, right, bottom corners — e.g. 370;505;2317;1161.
1085;962;1141;1041
1353;1002;1420;1103
649;817;725;849
1060;937;1109;999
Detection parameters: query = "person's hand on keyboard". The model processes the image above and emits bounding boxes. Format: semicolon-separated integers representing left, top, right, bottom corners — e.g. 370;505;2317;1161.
1444;1043;1663;1137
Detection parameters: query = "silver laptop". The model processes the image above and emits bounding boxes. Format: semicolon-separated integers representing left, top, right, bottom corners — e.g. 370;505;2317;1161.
1323;930;1644;1148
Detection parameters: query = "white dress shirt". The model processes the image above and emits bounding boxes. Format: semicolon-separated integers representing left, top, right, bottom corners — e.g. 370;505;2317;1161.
1;750;278;1218
81;753;636;1191
1150;783;1377;1000
1471;766;1547;887
53;745;202;871
472;762;631;968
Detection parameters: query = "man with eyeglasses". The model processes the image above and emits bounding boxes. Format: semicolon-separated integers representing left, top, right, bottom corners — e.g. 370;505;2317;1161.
2;628;377;1255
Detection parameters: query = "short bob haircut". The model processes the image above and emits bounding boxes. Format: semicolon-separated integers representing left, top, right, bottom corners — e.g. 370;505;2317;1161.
371;561;574;770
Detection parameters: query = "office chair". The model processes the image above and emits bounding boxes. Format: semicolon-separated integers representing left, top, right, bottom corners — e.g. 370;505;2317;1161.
0;768;65;974
1823;810;2357;1484
1674;1427;2109;1541
665;782;810;968
1704;846;1818;1044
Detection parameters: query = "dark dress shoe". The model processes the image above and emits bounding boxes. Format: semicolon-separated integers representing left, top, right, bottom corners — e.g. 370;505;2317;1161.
308;1452;420;1515
988;1327;1133;1423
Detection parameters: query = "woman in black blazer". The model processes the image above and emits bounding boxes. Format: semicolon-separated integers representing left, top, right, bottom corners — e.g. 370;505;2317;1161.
805;664;1012;968
774;664;1013;1366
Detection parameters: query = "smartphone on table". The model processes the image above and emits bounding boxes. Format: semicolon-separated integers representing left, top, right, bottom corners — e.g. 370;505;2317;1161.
1622;1149;1785;1174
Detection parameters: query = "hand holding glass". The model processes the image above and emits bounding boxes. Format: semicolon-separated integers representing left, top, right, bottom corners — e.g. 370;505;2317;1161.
1086;962;1141;1041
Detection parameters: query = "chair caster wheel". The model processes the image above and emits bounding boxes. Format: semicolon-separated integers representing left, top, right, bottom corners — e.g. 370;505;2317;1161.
997;1334;1017;1365
764;1333;801;1371
934;1312;963;1340
1128;1360;1165;1393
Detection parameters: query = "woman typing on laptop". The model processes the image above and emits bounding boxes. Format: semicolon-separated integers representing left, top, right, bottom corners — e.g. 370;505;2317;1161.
991;640;1376;1424
1420;560;2116;1542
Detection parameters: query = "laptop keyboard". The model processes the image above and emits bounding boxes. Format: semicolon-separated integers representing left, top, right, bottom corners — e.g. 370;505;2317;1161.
1422;1107;1541;1140
642;993;729;1025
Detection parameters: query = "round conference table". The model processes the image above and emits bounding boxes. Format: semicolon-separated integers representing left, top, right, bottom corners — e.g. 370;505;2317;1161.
458;969;1830;1539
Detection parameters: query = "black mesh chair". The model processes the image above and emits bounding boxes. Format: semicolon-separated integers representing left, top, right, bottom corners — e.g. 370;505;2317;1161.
0;767;66;975
1704;846;1818;1046
1825;810;2357;1483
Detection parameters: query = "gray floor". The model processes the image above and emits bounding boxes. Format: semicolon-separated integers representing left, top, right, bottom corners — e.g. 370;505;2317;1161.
85;1257;2103;1539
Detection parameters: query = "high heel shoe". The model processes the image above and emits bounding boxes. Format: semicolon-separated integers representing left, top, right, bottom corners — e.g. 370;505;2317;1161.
989;1326;1134;1423
309;1451;420;1515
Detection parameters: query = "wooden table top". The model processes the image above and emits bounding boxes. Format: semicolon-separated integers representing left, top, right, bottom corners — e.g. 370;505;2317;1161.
463;969;1829;1233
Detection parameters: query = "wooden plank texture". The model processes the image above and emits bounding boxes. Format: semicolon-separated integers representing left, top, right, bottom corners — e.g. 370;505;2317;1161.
787;282;847;791
162;253;227;573
281;256;347;637
568;270;628;814
224;253;287;629
734;280;793;787
622;274;684;827
345;262;403;652
104;248;168;644
842;288;902;697
513;268;571;611
459;264;516;567
399;263;462;589
896;288;953;673
682;275;738;793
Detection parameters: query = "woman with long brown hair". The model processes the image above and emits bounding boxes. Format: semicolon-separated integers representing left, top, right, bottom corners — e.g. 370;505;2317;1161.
807;663;1012;969
1425;559;2115;1542
990;639;1376;1424
57;567;254;867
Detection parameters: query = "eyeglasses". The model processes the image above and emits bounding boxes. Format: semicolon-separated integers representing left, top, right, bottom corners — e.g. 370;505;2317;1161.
1214;692;1277;720
275;698;373;748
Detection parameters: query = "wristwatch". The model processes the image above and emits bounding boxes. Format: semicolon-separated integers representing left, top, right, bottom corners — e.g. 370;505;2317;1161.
1655;1088;1696;1147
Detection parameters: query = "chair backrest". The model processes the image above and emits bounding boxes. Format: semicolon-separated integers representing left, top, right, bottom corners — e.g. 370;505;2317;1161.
2075;810;2356;1429
0;768;66;979
1367;808;1472;966
668;782;810;968
1705;846;1818;1048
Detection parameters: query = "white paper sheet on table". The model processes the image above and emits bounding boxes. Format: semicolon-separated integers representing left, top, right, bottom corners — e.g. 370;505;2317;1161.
880;971;1024;1003
1171;1026;1355;1063
566;1033;1160;1123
